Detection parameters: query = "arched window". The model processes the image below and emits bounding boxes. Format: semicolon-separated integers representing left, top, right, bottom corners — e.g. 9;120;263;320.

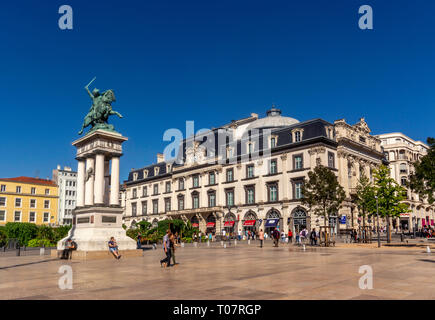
266;209;281;219
244;211;257;220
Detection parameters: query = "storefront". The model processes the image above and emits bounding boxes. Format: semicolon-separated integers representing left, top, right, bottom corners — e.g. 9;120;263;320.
191;215;199;229
242;211;258;233
291;207;308;234
265;218;279;236
224;212;236;235
206;214;216;235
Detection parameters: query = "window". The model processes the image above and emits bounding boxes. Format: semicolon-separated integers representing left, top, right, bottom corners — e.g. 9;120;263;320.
143;170;148;178
294;155;303;170
192;193;199;209
0;185;5;192
153;184;158;195
142;186;147;197
132;188;137;198
270;159;277;174
328;152;335;168
226;189;234;206
0;210;5;221
43;212;49;223
268;184;278;202
16;186;21;193
246;165;254;178
359;136;366;144
294;181;303;199
208;191;216;207
270;137;276;148
209;172;216;185
178;196;185;210
0;197;5;206
14;211;21;222
401;177;407;187
193;175;200;188
142;201;147;215
165;181;171;193
31;187;36;195
131;203;137;216
45;189;50;195
248;143;253;154
15;198;22;207
178;178;185;190
154;167;160;175
226;169;234;182
30;199;36;208
152;200;158;214
165;198;171;212
44;200;50;209
227;147;234;158
294;131;301;142
400;163;407;174
246;186;255;204
133;172;138;181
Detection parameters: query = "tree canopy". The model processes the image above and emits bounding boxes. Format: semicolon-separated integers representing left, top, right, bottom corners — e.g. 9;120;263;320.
409;137;435;204
301;165;346;226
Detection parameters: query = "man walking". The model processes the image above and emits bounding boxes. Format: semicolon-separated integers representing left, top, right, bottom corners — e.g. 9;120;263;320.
273;228;280;247
259;229;264;248
310;228;317;246
160;229;172;268
288;229;293;243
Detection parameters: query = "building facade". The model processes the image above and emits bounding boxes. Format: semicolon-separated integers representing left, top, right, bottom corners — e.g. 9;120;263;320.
123;109;385;236
0;177;59;226
376;132;434;231
52;165;77;225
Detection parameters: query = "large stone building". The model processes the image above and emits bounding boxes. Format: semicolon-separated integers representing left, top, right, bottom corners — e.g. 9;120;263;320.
123;108;385;236
0;176;59;226
52;165;77;225
376;132;434;231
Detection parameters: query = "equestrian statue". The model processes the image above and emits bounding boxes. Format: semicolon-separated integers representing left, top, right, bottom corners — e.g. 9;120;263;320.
78;77;123;135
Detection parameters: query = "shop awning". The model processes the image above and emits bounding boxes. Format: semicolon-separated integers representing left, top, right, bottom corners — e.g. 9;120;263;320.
224;221;235;227
243;220;256;226
265;219;279;227
192;223;199;228
206;222;215;228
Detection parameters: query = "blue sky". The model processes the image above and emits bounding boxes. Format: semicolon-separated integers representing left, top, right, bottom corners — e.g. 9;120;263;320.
0;0;433;182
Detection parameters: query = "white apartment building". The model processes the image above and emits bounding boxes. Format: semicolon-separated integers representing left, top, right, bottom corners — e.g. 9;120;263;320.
377;132;434;231
52;165;77;225
123;108;385;236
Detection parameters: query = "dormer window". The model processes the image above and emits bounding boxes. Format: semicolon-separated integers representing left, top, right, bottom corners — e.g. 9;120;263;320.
133;172;138;181
154;167;160;176
292;129;304;143
166;164;172;173
143;170;148;178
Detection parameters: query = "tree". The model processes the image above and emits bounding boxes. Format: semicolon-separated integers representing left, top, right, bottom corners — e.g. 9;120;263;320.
409;137;435;204
301;165;346;245
373;165;410;243
4;222;38;246
355;173;376;228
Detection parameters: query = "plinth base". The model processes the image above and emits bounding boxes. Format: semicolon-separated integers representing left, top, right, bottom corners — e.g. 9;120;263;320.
51;249;143;260
57;206;137;251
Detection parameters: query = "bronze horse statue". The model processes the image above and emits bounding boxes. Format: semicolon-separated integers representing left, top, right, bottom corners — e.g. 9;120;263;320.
78;79;123;135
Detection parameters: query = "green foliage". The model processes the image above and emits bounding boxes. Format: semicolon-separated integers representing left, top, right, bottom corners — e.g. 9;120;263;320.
373;165;410;218
126;228;140;240
301;165;346;225
37;225;54;241
27;238;53;247
355;173;376;218
122;224;127;230
5;222;38;246
409;137;435;204
52;225;71;243
0;226;6;247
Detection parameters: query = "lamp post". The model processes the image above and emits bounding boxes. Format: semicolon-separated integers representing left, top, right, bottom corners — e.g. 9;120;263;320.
375;195;380;248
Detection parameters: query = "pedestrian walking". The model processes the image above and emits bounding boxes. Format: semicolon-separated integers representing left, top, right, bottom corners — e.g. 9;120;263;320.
137;233;142;249
160;229;172;268
259;229;264;248
273;228;280;247
288;230;293;243
310;228;317;246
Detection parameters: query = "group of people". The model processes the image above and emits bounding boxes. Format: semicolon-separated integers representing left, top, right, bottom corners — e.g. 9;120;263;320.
159;229;180;268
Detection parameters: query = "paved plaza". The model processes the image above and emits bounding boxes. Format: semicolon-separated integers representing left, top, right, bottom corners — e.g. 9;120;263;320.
1;242;435;300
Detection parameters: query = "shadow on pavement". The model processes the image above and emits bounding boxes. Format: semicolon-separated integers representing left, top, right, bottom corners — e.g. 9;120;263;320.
0;258;58;270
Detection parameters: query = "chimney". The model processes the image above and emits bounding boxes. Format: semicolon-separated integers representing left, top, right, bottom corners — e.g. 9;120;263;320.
157;153;164;163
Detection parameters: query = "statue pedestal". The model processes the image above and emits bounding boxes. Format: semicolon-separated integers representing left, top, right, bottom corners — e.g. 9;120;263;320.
56;129;137;258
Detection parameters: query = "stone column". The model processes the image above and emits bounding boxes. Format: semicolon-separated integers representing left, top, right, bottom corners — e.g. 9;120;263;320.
77;159;86;207
110;156;120;206
85;157;95;206
104;160;110;205
94;153;105;205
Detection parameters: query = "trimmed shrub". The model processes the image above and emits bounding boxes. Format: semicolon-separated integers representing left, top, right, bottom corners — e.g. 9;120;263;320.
27;238;53;248
5;222;38;246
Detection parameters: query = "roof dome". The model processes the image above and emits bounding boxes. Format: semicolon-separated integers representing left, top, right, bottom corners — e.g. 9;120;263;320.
246;107;299;130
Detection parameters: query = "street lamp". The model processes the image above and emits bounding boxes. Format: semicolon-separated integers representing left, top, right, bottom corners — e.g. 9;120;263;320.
375;195;380;248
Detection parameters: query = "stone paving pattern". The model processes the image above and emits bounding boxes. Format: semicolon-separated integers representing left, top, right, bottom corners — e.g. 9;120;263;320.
1;241;434;300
